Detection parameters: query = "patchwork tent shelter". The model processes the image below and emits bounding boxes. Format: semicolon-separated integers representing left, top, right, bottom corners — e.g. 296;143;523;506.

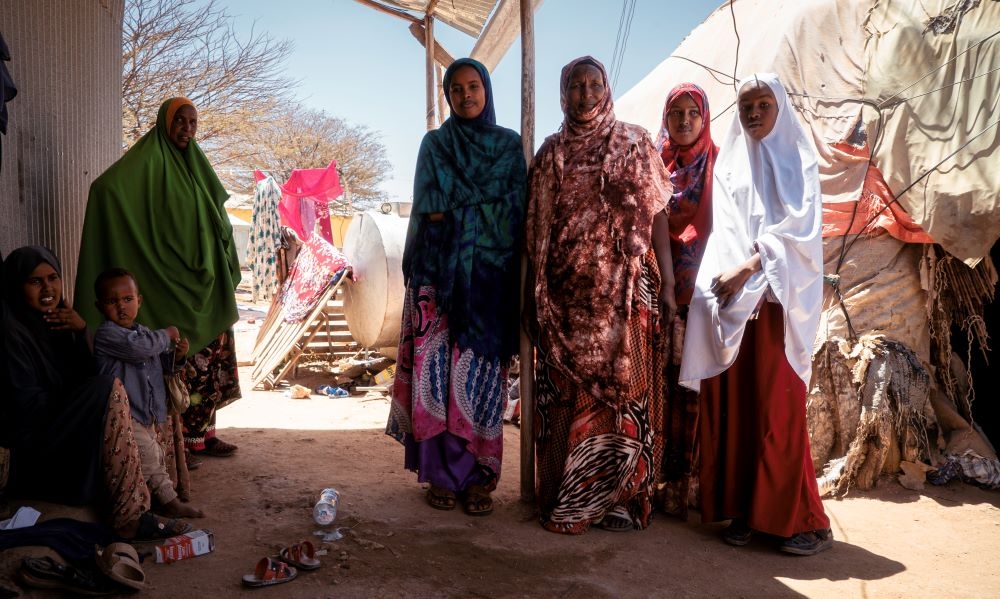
616;0;1000;494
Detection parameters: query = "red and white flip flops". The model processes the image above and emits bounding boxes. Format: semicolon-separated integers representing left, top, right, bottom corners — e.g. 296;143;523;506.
241;556;297;588
277;540;322;571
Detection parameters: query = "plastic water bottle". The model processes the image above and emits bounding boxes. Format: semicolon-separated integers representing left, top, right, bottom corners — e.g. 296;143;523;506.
313;488;340;526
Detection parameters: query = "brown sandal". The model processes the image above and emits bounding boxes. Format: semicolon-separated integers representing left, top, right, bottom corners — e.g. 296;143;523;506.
461;485;493;517
426;486;456;511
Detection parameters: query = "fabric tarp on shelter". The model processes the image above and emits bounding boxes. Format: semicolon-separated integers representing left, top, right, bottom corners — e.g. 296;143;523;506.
615;0;1000;263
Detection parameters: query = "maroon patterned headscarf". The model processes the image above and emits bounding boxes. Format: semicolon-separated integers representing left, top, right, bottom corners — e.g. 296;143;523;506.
526;56;671;402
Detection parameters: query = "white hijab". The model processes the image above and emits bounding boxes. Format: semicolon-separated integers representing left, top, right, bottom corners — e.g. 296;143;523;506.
679;73;823;390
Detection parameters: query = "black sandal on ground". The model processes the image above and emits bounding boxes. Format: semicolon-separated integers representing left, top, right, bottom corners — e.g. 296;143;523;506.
128;511;193;542
780;528;834;556
18;556;117;596
722;519;754;546
596;506;634;532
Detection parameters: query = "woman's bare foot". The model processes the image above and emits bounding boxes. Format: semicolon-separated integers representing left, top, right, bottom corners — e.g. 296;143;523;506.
162;497;205;519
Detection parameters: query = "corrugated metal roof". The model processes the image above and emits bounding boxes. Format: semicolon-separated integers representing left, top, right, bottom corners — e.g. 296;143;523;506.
378;0;500;37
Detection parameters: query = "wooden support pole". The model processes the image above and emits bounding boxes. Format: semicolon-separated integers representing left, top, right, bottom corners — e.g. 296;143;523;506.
437;64;447;127
408;22;456;69
518;0;537;504
424;14;436;131
351;0;421;24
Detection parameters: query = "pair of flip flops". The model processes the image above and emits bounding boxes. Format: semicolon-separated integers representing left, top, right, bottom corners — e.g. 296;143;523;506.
242;540;321;588
425;485;493;515
19;555;118;596
18;543;146;595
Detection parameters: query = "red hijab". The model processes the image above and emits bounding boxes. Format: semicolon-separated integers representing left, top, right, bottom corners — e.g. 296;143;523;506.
655;83;717;305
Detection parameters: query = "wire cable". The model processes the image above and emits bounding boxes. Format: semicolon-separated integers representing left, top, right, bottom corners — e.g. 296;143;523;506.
609;0;636;91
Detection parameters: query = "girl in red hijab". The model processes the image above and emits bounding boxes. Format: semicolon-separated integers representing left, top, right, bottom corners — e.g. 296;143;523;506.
654;83;717;519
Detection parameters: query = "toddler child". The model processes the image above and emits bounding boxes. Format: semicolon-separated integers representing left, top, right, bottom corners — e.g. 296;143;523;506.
93;267;204;520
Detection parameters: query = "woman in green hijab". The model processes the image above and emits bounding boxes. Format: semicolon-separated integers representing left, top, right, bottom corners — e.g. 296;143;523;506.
76;97;242;463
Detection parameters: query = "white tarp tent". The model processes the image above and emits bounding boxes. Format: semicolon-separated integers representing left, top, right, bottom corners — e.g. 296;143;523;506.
615;0;1000;494
616;0;1000;264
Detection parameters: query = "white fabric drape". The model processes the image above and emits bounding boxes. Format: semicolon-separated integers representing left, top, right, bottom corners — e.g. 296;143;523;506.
680;73;823;390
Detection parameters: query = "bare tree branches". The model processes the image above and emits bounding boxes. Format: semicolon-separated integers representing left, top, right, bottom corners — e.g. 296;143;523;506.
252;105;392;211
122;0;391;203
122;0;295;148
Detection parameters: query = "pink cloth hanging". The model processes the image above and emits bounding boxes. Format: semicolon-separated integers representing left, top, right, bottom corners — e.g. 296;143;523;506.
278;161;343;242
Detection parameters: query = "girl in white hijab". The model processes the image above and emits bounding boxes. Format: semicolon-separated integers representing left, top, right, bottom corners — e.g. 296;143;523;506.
680;73;832;556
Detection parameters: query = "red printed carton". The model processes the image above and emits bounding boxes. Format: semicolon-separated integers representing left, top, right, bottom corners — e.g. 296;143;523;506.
154;529;215;564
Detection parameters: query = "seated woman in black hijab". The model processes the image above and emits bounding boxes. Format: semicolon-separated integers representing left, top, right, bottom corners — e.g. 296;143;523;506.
0;245;190;540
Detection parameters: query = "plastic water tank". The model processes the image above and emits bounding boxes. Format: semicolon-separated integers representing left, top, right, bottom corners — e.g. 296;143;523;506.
341;211;408;358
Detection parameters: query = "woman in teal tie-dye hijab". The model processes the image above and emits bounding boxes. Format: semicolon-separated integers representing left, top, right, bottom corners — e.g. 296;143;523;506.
386;58;527;517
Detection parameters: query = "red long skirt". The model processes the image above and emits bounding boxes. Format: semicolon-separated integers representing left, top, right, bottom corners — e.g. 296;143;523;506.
698;302;829;537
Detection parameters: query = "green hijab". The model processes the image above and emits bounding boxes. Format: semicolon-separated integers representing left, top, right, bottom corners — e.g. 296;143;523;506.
75;97;240;353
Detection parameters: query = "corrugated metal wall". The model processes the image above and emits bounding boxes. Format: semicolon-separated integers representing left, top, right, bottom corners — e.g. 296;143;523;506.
0;0;124;300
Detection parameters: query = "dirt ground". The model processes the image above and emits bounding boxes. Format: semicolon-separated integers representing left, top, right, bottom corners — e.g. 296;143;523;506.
2;293;1000;598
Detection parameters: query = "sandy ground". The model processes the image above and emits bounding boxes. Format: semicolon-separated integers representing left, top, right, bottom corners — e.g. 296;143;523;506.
2;293;1000;598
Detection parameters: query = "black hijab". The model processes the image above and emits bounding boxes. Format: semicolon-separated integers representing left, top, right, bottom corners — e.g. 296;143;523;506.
2;246;90;392
3;245;64;314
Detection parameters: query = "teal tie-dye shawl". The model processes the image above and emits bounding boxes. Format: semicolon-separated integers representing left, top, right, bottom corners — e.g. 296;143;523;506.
402;58;527;358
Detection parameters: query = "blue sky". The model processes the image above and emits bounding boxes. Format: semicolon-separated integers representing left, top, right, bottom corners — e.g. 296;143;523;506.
219;0;721;200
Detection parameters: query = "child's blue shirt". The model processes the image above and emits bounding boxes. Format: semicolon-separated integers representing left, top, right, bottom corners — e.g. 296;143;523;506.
93;320;180;425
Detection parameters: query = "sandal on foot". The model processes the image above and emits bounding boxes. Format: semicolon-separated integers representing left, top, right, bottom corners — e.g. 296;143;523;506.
277;540;321;571
201;437;238;457
426;485;457;511
96;542;146;591
461;485;494;517
722;519;754;546
780;528;834;556
129;511;193;542
19;556;117;596
242;557;297;587
597;506;634;532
